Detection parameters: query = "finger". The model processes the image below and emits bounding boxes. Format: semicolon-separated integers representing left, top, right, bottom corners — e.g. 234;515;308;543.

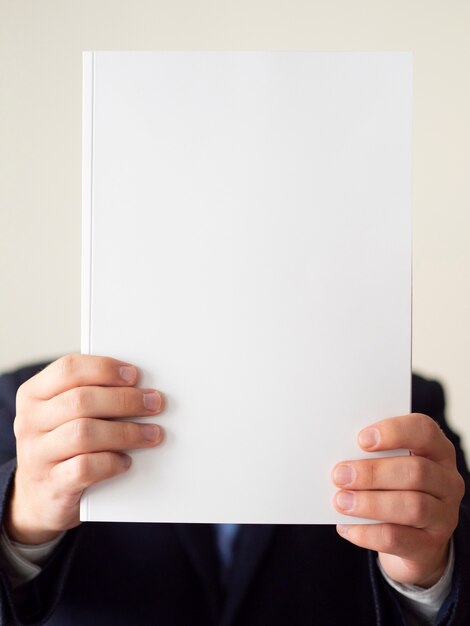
41;418;164;463
334;489;443;528
49;452;133;497
335;523;436;561
357;413;456;465
18;354;139;401
37;386;164;431
331;455;451;500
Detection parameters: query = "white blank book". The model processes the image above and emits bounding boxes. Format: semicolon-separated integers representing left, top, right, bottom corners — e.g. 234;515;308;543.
81;51;412;524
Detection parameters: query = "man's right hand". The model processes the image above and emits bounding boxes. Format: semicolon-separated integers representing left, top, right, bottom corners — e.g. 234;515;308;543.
6;354;164;544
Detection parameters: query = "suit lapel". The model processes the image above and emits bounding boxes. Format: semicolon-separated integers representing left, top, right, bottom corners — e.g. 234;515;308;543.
175;524;223;623
221;525;276;626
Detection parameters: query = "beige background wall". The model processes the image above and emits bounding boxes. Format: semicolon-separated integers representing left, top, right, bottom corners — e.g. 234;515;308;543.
1;0;469;452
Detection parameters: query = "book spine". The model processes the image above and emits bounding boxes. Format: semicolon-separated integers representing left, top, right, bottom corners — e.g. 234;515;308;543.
79;51;95;522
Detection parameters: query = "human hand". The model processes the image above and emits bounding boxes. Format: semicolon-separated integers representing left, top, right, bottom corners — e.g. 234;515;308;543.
332;414;465;587
7;354;164;544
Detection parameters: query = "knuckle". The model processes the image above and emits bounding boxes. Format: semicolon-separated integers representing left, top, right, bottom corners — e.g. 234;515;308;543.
407;493;427;526
366;461;378;488
93;356;110;378
120;421;138;445
117;389;132;413
407;457;427;489
67;388;89;417
69;418;94;448
379;524;400;553
71;454;92;485
93;355;114;379
417;413;439;442
57;354;77;379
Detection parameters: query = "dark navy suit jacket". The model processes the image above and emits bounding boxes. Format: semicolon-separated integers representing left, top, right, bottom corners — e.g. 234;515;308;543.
0;364;469;625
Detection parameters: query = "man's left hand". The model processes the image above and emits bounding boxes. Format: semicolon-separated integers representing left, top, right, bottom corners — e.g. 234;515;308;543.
332;413;465;587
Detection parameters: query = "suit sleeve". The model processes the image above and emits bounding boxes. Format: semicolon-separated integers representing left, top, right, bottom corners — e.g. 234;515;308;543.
0;365;81;626
368;376;470;626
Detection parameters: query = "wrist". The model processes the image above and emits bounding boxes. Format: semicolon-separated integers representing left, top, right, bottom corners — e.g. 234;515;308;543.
412;543;450;588
5;508;63;545
379;541;450;588
5;482;64;545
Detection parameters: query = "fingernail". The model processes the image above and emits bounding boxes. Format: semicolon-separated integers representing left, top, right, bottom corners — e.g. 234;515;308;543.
337;524;350;535
119;365;137;383
358;428;379;449
333;464;355;486
336;491;355;512
143;392;162;412
140;424;160;442
119;454;132;469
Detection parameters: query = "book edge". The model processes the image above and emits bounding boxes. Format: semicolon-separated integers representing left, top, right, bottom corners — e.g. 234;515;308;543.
80;50;95;522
